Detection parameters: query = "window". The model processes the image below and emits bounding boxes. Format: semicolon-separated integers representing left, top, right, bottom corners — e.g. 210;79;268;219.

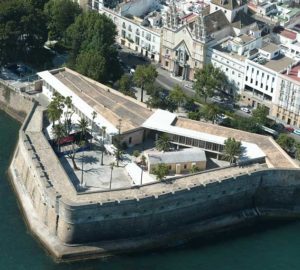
165;61;169;67
184;164;187;169
250;78;253;83
246;76;248;81
128;137;132;144
232;71;235;75
255;81;258;86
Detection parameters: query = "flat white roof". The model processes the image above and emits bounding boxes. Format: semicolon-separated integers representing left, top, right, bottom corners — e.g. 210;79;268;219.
142;110;266;162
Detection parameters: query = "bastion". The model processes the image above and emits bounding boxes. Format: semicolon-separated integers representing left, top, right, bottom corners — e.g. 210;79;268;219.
3;77;300;262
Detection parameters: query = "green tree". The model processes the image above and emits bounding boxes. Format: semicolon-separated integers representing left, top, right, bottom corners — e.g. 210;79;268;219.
152;163;169;180
45;0;81;41
47;93;65;127
188;110;203;121
52;123;66;152
75;50;108;82
66;12;122;83
0;0;47;65
155;133;171;152
78;117;89;143
118;74;135;98
252;105;269;126
78;117;90;186
63;96;74;134
193;64;227;102
276;134;295;153
133;64;158;102
133;150;140;158
295;143;300;160
169;84;186;112
190;164;200;173
201;104;221;124
223;137;242;164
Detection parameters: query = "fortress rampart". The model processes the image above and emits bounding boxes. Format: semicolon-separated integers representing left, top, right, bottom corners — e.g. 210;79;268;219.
5;87;300;261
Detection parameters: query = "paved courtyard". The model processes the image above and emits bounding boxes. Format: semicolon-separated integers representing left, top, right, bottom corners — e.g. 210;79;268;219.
59;146;132;192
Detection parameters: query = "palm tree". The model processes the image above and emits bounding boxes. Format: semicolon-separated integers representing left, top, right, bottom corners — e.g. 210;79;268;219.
223;137;242;164
78;117;89;143
52;123;65;153
101;126;107;141
47;101;61;127
100;126;106;166
91;111;97;147
78;118;90;186
64;96;74;135
47;93;65;127
155;133;171;152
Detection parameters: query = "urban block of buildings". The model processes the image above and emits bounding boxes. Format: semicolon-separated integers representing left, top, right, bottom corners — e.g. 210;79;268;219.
74;0;300;128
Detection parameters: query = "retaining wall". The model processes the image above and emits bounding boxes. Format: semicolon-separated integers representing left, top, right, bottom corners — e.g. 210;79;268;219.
6;91;300;260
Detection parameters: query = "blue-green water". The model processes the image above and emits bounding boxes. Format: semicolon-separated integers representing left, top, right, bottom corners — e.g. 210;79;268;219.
1;110;300;270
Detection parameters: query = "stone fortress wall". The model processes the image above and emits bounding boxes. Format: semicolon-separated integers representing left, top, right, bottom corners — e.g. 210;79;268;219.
4;87;300;260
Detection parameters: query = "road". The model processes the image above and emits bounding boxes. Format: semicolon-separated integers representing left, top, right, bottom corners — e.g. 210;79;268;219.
117;45;255;118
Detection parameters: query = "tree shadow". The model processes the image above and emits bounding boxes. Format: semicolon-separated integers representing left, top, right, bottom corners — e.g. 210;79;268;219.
77;154;99;165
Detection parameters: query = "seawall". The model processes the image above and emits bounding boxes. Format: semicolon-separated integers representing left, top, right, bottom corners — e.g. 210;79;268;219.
4;86;300;262
0;82;34;122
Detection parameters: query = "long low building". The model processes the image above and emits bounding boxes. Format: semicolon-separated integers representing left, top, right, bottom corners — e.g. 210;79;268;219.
37;67;296;167
38;68;154;146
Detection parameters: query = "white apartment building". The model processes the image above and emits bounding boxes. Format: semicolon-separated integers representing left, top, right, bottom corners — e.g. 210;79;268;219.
207;32;263;95
242;43;294;109
95;4;162;62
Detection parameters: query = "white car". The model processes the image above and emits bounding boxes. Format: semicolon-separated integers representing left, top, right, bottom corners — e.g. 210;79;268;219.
241;107;251;113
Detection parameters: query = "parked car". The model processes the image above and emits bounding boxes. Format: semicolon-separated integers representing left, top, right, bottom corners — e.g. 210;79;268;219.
240;107;251;113
211;96;224;103
285;126;294;133
293;129;300;135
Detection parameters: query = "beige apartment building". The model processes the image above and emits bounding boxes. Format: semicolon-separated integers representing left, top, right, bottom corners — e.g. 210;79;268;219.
271;63;300;127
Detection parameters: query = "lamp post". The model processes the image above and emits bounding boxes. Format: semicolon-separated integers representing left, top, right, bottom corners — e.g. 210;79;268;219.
81;148;85;187
109;162;114;190
140;167;143;185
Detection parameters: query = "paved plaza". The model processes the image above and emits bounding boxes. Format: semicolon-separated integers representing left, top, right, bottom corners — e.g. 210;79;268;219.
59;146;132;191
